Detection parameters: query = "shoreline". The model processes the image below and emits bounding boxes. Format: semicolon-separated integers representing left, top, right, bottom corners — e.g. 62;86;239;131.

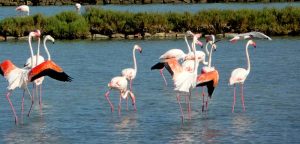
0;1;297;6
0;33;238;41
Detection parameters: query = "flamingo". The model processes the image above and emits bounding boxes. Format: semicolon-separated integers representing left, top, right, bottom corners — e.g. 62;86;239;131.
196;69;219;112
121;44;142;91
201;35;217;73
104;76;136;115
229;40;256;113
26;35;55;115
23;30;46;116
151;31;204;86
163;33;202;123
229;32;272;112
16;5;29;16
182;32;207;73
0;59;72;124
230;31;272;43
75;3;81;14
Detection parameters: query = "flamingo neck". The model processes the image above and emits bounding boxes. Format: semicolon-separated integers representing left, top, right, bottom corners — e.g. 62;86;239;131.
208;43;214;68
205;42;210;56
192;38;198;74
35;37;41;66
245;40;251;74
133;48;137;72
185;35;191;53
43;37;51;60
28;33;34;67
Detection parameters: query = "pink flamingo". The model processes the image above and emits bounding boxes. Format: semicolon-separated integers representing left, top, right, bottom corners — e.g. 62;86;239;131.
163;33;202;123
229;39;256;113
25;35;55;115
151;31;204;86
16;5;29;16
0;59;72;124
104;76;136;115
121;45;142;91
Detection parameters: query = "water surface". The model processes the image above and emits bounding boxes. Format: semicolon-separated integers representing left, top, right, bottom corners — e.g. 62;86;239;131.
0;3;299;19
0;36;299;143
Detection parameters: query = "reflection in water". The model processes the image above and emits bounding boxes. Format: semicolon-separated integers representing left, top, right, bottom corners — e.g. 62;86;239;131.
4;116;63;144
232;113;253;135
169;118;222;143
115;113;137;130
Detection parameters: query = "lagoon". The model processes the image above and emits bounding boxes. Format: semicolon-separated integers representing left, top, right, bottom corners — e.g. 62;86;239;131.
0;37;299;143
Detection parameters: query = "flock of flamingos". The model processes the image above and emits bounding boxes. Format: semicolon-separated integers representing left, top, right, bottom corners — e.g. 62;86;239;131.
1;4;272;125
103;31;272;124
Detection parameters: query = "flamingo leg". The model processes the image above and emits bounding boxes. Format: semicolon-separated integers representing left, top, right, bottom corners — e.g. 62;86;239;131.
105;90;114;112
160;69;168;86
176;94;184;125
241;84;246;112
202;87;205;112
28;84;36;117
205;96;209;112
118;93;122;116
188;91;192;120
6;91;18;124
39;85;43;114
21;90;25;123
126;97;129;111
130;79;133;91
232;84;236;113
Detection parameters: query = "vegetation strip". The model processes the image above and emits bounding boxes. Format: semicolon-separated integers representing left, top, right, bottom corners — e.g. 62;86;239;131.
0;6;299;40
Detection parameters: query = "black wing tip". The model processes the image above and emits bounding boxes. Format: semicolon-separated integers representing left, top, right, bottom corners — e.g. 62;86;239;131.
151;62;165;70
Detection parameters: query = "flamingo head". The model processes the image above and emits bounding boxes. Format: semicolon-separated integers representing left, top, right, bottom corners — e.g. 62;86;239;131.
249;40;256;48
45;35;55;44
134;44;142;53
186;30;194;36
195;40;203;48
205;35;215;43
212;43;217;52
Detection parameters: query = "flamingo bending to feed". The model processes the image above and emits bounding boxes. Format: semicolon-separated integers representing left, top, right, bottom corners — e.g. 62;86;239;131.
163;33;202;123
16;5;29;16
0;59;72;124
104;76;136;115
121;45;142;91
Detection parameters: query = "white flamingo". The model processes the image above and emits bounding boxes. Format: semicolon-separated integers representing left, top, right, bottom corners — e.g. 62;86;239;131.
104;76;136;115
121;44;142;91
16;5;29;16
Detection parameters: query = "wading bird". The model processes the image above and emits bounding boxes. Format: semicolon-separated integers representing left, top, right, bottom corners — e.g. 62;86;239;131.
229;32;271;113
121;45;142;91
0;59;72;124
104;76;136;115
162;33;202;123
16;5;29;16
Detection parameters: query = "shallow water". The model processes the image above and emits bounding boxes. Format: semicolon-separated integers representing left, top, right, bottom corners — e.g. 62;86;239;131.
0;36;299;143
0;3;299;19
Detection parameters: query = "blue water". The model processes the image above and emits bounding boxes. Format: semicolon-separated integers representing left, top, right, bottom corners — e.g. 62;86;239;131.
0;36;299;143
0;3;299;19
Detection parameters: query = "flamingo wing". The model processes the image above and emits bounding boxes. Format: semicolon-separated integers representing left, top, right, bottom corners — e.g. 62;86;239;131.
164;58;183;76
151;62;165;70
28;60;72;82
196;70;219;98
